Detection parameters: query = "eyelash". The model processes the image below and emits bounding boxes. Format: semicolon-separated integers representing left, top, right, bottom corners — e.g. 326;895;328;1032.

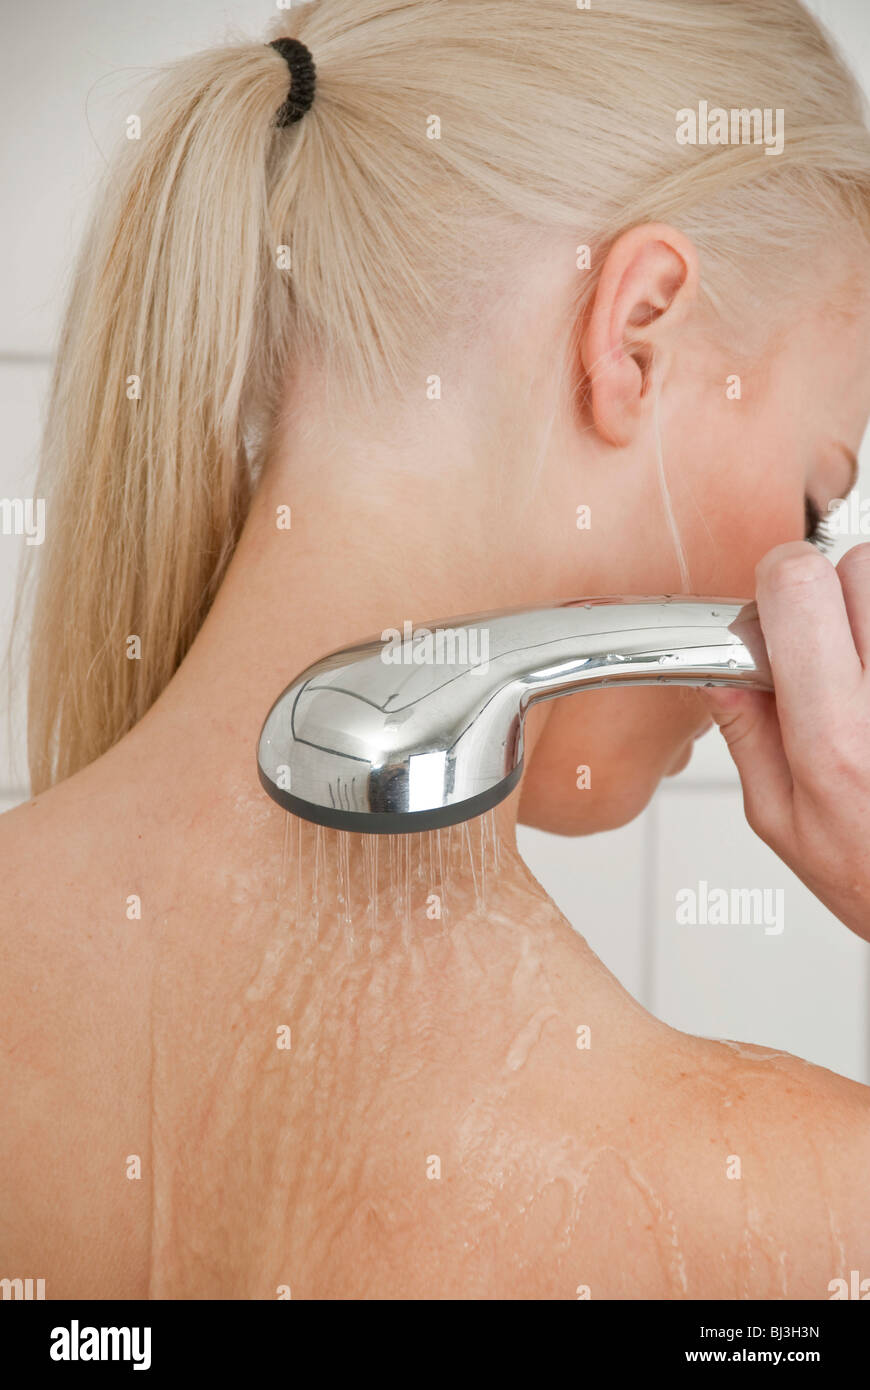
805;496;836;553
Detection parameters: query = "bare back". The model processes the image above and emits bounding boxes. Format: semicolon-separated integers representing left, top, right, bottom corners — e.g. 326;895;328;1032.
2;753;868;1301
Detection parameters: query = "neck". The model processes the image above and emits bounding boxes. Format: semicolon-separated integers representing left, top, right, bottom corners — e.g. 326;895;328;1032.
160;421;527;730
121;403;558;922
90;396;646;1024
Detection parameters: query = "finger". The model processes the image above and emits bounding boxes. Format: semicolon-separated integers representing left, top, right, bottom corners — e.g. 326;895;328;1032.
700;687;792;842
837;543;870;668
755;542;863;761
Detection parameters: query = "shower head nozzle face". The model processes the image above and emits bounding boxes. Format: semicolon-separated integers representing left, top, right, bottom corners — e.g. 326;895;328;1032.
256;596;772;834
255;758;524;833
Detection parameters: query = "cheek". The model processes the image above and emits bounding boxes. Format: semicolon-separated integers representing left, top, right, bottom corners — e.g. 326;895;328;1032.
674;411;806;595
519;686;707;835
691;497;802;597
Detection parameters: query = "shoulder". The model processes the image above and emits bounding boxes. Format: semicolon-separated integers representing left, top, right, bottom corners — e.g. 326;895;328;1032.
530;1023;870;1299
672;1034;870;1297
0;788;152;1298
0;786;107;1016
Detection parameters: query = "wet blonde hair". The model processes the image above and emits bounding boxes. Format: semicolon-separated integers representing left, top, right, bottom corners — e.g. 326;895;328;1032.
18;0;870;793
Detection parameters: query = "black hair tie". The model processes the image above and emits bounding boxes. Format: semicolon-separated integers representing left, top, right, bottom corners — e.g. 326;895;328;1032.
268;37;317;127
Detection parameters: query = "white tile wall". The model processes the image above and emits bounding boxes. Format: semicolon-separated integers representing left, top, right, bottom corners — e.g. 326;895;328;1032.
0;361;51;793
2;0;869;1081
652;787;869;1080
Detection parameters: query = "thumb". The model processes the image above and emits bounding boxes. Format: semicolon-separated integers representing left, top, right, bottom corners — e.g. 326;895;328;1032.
699;687;793;835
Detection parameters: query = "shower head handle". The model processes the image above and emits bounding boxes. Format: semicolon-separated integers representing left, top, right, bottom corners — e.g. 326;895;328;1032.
257;595;772;834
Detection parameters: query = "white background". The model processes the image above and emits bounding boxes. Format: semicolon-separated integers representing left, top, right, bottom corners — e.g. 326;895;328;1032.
2;0;868;1081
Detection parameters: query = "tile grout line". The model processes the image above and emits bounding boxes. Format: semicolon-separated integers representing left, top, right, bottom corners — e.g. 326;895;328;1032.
0;352;53;366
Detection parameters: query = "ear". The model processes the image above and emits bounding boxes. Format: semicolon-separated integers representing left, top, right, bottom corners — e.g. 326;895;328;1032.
580;224;699;448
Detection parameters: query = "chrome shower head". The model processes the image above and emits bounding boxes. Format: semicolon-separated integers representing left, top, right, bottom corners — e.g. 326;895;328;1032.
257;596;772;834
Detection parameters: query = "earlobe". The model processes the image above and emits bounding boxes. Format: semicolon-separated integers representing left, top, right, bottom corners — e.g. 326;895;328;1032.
580;223;698;450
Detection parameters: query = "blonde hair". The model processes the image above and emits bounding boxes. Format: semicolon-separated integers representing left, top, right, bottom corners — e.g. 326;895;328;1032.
17;0;870;793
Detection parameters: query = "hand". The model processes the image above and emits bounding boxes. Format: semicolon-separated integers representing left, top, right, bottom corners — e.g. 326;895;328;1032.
700;540;870;942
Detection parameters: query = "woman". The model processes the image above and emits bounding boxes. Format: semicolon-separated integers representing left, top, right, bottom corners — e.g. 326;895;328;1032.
2;0;869;1298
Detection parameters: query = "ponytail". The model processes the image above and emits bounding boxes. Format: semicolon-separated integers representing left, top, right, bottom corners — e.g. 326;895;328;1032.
24;43;299;791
